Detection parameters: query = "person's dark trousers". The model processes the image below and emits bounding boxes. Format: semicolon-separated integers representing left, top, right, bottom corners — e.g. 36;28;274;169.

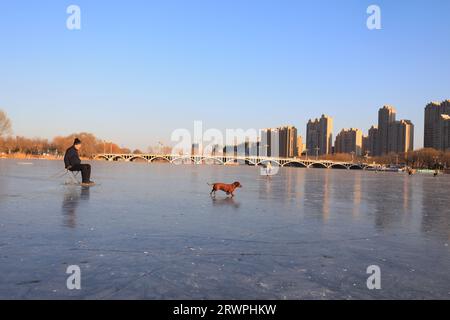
70;164;91;183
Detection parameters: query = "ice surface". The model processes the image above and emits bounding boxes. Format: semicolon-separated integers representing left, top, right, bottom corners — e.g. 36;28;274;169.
0;159;449;299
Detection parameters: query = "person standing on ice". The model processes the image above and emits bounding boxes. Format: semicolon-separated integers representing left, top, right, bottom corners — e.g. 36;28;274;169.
266;161;272;176
64;138;95;186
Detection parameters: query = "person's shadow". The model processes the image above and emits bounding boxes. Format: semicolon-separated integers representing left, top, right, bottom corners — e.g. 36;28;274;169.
211;197;241;209
62;187;90;228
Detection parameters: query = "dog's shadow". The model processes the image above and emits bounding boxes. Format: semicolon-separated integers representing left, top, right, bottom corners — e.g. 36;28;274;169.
211;197;241;209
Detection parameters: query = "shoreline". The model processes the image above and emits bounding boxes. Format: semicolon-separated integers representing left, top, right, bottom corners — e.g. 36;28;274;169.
0;154;90;161
1;155;61;161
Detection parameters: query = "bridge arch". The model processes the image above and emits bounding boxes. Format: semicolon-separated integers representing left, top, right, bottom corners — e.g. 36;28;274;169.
94;155;109;161
197;157;224;165
150;156;171;163
330;163;348;169
349;164;364;170
245;159;258;166
282;161;307;168
111;155;126;161
310;162;328;169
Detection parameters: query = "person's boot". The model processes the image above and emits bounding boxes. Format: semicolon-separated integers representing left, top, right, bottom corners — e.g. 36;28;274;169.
81;181;95;186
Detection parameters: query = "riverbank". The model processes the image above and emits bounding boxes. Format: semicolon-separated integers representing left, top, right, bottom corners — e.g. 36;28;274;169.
0;153;60;160
0;153;88;161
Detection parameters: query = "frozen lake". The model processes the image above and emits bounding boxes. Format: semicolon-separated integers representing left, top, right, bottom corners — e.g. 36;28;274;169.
0;159;449;299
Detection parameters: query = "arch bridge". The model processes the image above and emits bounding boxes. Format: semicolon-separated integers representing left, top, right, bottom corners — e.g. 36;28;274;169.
93;153;376;170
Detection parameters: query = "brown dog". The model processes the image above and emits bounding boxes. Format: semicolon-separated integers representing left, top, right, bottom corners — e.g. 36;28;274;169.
208;182;242;197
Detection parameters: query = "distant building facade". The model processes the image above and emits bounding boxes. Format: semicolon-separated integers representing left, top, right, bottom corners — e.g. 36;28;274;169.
368;106;414;156
261;128;279;157
362;135;369;156
306;114;333;156
211;144;220;156
278;126;298;158
424;100;450;150
388;120;414;154
261;126;298;158
191;143;200;156
377;105;397;156
306;120;319;156
297;136;304;156
334;128;363;156
439;114;450;151
366;126;379;156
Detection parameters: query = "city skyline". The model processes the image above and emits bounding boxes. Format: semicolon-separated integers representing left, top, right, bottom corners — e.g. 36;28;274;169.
2;101;448;155
1;1;450;150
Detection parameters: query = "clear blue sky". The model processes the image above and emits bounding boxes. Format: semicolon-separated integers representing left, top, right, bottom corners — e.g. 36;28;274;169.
1;0;449;150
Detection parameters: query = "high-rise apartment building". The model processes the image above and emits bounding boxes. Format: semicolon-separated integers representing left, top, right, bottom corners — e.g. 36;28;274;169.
319;115;333;155
334;128;363;156
377;105;396;156
306;119;319;155
260;128;275;157
261;126;297;158
297;136;304;156
367;126;379;157
367;106;414;156
439;114;450;151
388;120;414;154
278;126;297;158
306;114;333;156
362;135;369;156
424;100;450;150
279;126;298;158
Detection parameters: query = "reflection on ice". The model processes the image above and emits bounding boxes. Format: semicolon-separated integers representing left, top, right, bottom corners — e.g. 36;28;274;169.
62;187;90;228
211;197;240;209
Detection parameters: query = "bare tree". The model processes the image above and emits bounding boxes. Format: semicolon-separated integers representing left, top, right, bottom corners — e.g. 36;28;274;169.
0;110;12;136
